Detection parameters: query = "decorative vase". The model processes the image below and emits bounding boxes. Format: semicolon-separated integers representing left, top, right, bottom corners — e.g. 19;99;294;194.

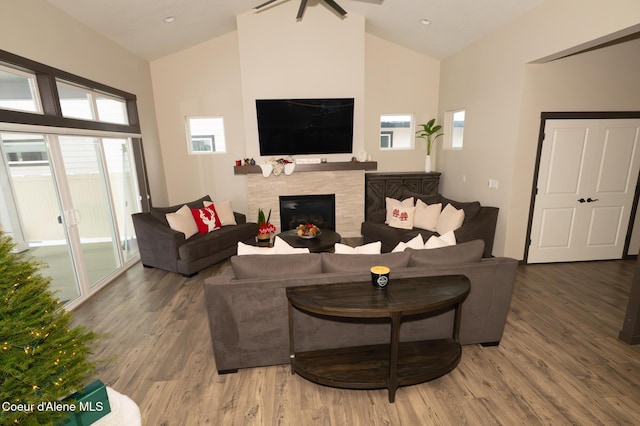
425;155;432;173
256;233;272;247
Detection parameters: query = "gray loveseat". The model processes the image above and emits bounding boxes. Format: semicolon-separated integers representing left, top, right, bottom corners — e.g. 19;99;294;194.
132;195;258;277
203;240;518;373
361;192;499;257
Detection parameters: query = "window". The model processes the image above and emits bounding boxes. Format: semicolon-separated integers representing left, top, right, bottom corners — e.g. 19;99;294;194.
445;109;465;149
379;114;414;150
0;65;42;113
57;80;129;124
2;134;49;166
186;117;226;154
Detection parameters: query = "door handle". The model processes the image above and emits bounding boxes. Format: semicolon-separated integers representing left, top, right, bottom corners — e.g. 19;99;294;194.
587;198;599;203
578;198;586;203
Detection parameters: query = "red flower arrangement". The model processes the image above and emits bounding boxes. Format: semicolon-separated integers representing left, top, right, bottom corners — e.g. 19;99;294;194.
257;208;276;236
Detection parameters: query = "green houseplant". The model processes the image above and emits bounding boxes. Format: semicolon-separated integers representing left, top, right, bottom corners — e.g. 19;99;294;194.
416;118;444;156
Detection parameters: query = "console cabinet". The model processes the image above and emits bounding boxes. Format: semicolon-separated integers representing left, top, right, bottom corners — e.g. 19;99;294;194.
365;172;441;220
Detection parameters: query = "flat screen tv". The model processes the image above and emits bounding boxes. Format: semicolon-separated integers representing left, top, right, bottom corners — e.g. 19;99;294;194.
256;98;354;156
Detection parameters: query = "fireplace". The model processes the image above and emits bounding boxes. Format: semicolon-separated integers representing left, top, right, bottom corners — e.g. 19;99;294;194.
279;194;336;231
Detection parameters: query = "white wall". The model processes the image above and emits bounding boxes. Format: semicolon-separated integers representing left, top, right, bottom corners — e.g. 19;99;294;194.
364;35;440;172
150;32;247;211
439;0;640;258
1;0;168;206
150;2;442;214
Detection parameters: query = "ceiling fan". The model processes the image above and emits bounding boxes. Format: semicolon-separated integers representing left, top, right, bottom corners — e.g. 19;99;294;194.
254;0;348;20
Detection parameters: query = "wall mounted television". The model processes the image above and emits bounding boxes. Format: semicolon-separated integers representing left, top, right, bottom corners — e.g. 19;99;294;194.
256;98;354;156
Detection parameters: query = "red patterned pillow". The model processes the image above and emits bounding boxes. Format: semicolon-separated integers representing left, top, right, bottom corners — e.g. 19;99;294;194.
190;205;221;234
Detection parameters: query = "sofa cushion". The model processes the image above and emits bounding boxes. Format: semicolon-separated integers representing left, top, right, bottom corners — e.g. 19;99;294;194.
402;191;482;222
388;205;416;230
191;204;222;234
425;230;457;249
151;195;212;226
436;203;465;235
407;239;484;267
231;253;322;279
414;200;441;231
204;200;237;226
165;204;199;239
334;241;381;254
321;251;411;273
385;196;414;224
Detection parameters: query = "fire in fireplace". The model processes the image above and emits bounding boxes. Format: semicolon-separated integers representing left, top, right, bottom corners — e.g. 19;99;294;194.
279;194;336;231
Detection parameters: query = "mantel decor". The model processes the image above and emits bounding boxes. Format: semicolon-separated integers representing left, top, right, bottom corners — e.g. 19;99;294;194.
234;161;377;175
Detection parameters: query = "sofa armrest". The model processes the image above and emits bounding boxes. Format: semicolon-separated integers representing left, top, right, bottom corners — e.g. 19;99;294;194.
132;212;186;269
233;212;247;225
454;207;498;257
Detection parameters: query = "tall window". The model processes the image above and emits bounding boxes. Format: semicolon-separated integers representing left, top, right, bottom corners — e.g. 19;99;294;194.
445;109;465;149
0;50;147;309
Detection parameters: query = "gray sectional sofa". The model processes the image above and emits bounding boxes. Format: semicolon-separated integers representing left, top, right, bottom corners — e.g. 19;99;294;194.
203;240;518;373
132;195;258;277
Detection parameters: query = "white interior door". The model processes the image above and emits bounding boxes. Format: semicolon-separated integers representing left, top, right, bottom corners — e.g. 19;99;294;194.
528;119;640;263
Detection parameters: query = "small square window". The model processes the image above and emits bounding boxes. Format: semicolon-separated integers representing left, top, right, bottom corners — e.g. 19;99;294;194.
379;114;413;150
186;117;226;154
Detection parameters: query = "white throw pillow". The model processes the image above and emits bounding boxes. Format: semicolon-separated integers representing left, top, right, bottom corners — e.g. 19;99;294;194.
165;205;198;239
334;241;382;254
204;200;237;226
237;241;276;255
436;204;465;235
425;230;457;249
274;236;310;254
413;200;441;232
388;205;416;230
385;197;414;224
392;234;424;252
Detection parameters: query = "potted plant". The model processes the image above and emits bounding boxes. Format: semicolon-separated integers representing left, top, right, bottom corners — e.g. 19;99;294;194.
415;118;444;172
257;208;276;246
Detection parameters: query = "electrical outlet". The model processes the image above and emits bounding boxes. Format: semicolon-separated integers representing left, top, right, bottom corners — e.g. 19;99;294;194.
488;179;499;189
462;174;467;183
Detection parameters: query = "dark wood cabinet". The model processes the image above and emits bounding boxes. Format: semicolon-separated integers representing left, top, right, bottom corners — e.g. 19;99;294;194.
364;172;441;220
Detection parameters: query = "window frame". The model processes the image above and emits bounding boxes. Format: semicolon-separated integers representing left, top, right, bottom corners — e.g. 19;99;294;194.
379;113;414;151
444;109;465;150
185;116;227;155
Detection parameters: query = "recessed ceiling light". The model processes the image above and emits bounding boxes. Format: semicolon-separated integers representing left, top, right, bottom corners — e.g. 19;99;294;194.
163;16;176;23
420;19;431;25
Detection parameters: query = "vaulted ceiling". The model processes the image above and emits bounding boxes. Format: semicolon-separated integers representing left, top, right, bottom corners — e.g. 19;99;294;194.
44;0;543;61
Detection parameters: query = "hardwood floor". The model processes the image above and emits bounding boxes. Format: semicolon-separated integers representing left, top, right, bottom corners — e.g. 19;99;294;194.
72;259;640;425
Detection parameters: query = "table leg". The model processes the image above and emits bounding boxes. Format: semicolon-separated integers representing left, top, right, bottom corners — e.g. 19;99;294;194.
288;301;295;375
387;312;402;403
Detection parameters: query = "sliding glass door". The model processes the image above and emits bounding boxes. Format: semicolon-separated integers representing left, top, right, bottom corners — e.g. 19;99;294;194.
0;132;140;307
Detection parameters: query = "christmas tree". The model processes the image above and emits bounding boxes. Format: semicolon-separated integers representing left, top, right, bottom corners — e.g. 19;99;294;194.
0;230;98;425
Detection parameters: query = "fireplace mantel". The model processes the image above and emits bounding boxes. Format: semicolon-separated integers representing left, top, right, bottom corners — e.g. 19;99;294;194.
234;161;377;175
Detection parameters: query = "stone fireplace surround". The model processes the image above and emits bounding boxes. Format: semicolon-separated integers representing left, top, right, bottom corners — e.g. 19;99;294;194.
243;164;375;238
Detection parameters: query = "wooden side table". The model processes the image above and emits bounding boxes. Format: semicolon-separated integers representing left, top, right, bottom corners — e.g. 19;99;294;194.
286;275;470;402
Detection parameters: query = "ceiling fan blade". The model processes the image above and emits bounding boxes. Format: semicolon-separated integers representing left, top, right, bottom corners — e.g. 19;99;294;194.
296;0;309;20
254;0;279;10
324;0;347;16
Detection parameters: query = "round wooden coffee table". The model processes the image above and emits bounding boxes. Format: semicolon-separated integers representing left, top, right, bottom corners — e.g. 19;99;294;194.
276;229;342;253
